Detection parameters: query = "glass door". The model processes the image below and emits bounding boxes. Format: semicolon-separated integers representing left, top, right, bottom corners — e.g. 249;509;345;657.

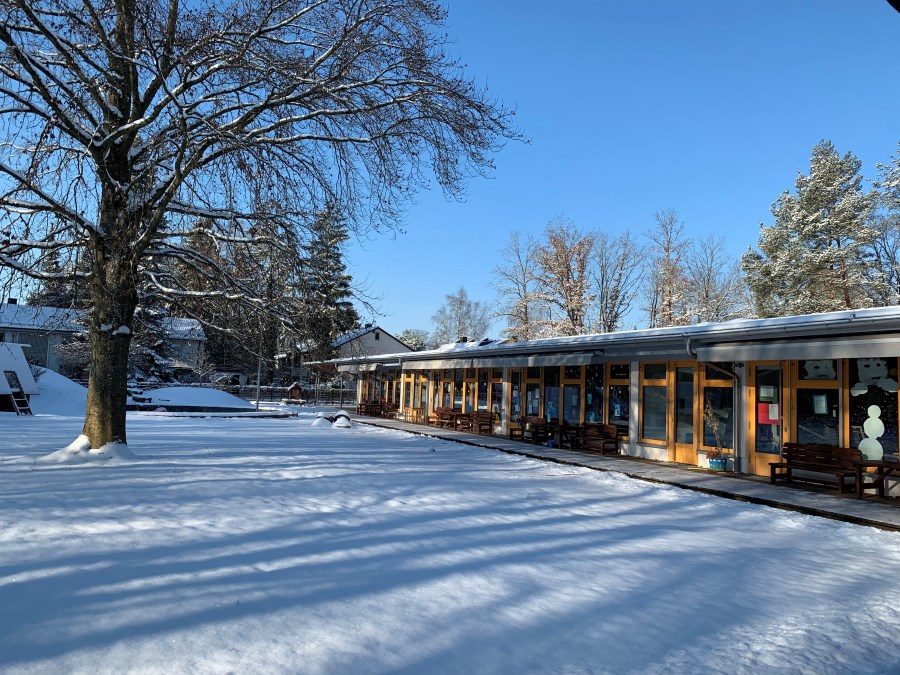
749;363;786;476
673;365;697;465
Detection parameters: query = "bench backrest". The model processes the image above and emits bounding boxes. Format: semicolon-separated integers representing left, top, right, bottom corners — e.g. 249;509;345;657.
582;423;617;440
782;442;861;470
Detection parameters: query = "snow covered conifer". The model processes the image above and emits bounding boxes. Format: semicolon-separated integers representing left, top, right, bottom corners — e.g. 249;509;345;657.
742;140;877;317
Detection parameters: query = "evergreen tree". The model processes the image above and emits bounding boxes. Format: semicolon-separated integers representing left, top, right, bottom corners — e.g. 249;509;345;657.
742;140;877;317
297;208;360;361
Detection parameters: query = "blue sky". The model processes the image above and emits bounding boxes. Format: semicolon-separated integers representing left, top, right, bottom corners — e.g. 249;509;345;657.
347;0;900;337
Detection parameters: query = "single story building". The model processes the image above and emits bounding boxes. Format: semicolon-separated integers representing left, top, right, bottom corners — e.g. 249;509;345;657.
326;307;900;493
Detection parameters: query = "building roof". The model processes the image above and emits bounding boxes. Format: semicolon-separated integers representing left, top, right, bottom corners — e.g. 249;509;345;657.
324;306;900;369
332;325;410;350
0;303;205;341
0;303;82;333
161;317;205;342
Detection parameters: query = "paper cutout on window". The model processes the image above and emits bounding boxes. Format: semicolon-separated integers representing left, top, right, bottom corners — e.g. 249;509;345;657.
812;395;828;415
859;405;885;461
850;358;899;396
758;403;779;425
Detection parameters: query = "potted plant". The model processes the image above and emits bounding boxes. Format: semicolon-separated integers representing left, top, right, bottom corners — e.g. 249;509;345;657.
703;398;728;472
705;447;727;472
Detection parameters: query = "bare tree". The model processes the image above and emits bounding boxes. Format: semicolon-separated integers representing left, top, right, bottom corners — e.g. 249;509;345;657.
536;217;595;336
491;230;545;340
593;229;642;333
431;287;491;345
684;234;749;323
869;214;900;305
643;209;690;328
0;0;517;450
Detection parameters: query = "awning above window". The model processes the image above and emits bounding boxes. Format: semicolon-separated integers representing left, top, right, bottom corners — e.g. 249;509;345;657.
694;335;900;362
401;352;599;371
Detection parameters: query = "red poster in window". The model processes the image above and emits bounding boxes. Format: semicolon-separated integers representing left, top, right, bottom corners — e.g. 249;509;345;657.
758;402;780;425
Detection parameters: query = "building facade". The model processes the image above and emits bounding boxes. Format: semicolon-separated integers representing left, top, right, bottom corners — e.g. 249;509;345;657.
332;307;900;493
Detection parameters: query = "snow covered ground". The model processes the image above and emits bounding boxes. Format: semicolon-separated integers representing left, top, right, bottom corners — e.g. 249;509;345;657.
2;377;900;673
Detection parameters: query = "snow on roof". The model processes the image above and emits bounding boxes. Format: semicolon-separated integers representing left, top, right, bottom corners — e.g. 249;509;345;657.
0;303;82;333
332;325;378;348
161;317;205;342
329;305;900;365
0;342;39;395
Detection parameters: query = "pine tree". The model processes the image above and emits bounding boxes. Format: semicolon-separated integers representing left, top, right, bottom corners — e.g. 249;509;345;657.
297;208;360;361
742;140;877;317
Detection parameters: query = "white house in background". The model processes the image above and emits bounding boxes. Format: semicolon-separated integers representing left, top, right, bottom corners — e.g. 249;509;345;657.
0;342;38;414
333;324;412;359
0;301;206;376
161;317;206;370
281;324;412;384
0;302;81;372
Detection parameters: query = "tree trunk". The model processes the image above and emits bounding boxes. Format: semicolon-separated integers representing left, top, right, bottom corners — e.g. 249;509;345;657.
81;192;140;448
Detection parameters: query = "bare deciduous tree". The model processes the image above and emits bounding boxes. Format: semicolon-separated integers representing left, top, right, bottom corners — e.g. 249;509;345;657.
684;234;749;323
643;209;690;328
491;230;545;340
0;0;517;450
593;229;642;333
536;217;595;336
431;287;491;345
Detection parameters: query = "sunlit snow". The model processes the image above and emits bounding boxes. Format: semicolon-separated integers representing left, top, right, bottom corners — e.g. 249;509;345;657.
1;373;899;673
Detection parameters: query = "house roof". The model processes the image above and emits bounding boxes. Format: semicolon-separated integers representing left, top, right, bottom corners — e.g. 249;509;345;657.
161;317;205;342
332;325;410;350
0;303;205;341
0;303;82;333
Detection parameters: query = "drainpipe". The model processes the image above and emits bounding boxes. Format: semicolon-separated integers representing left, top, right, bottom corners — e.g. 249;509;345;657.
685;336;743;472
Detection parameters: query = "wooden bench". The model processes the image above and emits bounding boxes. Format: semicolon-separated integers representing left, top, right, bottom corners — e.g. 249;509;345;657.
577;423;619;455
770;443;861;495
472;411;494;435
522;416;551;445
432;407;456;428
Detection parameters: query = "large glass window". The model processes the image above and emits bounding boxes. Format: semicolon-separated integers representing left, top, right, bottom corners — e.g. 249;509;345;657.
544;367;560;422
703;386;734;449
796;389;839;445
477;370;489;411
642;386;667;441
755;366;782;454
441;381;451;408
641;363;667;442
453;370;463;410
585;365;604;423
563;384;581;425
491;382;503;421
608;385;629;426
849;357;899;458
675;367;694;444
464;381;476;412
510;371;522;423
526;382;540;416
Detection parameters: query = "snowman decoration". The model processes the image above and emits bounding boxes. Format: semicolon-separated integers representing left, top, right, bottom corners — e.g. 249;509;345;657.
858;405;885;461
